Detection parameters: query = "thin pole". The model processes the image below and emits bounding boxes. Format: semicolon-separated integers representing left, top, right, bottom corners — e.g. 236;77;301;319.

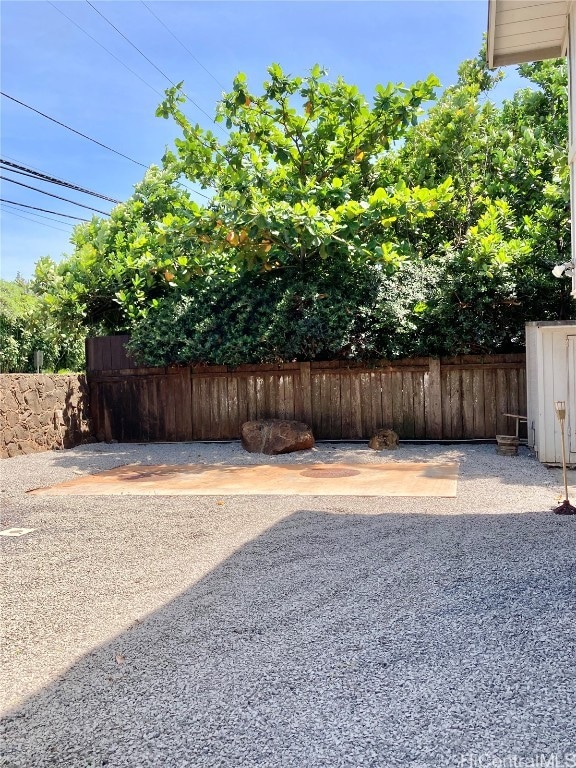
560;418;569;502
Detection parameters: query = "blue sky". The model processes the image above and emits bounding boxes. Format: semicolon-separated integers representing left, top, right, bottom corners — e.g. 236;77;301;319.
1;0;526;281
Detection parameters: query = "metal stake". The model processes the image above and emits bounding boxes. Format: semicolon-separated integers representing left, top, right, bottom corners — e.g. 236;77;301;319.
553;401;576;515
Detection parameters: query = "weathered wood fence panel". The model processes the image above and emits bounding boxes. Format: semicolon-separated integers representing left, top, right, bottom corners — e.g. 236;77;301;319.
86;336;527;442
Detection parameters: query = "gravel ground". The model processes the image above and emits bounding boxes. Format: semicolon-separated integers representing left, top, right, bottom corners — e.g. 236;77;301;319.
1;441;575;768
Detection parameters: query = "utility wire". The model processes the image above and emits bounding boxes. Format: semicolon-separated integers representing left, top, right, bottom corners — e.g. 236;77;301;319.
175;181;211;201
1;153;208;205
1;92;148;168
2;201;76;226
85;0;224;132
1;207;73;233
86;1;175;88
139;1;226;90
3;155;209;208
0;199;89;221
48;1;165;98
0;177;109;215
1;159;121;203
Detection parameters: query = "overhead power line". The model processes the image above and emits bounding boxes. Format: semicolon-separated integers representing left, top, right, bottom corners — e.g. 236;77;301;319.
86;1;175;87
0;198;89;221
0;159;121;203
48;1;164;98
1;92;148;168
139;1;226;90
2;201;76;226
85;0;224;132
1;176;110;215
1;207;73;233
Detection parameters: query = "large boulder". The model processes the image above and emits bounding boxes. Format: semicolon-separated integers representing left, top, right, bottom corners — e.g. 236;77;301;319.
241;419;315;455
368;428;399;451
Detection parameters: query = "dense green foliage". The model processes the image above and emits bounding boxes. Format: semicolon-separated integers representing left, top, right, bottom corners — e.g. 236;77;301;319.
0;278;84;372
21;51;575;369
387;54;574;354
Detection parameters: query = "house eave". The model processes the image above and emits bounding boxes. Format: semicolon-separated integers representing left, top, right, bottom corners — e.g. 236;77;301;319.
487;0;568;69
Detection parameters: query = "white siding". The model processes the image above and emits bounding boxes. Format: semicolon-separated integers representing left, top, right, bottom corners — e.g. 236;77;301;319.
525;324;539;448
569;336;576;454
489;0;568;66
527;323;576;464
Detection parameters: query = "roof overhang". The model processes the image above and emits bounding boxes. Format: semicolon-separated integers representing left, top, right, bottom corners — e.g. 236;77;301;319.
487;0;569;68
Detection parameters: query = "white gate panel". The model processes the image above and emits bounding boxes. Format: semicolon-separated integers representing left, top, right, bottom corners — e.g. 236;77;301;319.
569;336;576;457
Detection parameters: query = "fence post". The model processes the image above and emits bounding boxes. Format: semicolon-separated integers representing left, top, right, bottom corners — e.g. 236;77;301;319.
300;362;313;425
426;357;442;439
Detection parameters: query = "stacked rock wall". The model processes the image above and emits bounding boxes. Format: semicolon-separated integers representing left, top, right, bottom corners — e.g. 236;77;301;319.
0;374;92;458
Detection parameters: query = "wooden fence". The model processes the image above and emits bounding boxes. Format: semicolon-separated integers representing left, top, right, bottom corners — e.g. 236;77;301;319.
85;336;527;442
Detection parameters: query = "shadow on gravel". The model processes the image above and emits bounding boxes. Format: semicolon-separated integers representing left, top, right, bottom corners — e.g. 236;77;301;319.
2;509;575;767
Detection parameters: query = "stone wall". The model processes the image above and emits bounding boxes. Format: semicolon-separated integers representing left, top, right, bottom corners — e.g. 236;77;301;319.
0;374;92;458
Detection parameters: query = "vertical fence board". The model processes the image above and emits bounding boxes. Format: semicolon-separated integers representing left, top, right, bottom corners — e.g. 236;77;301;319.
360;373;373;437
276;375;286;420
197;378;209;440
315;373;326;439
402;372;415;438
236;376;248;431
227;376;240;437
340;374;352;438
148;376;159;440
518;366;527;439
284;374;295;421
324;372;335;438
495;368;508;435
370;373;382;431
483;369;497;439
471;369;485;439
381;372;393;431
350;374;362;439
125;379;136;442
461;369;474;439
449;367;463;439
300;363;312;426
391;372;403;436
208;379;220;438
102;337;113;373
508;366;520;428
441;369;452;440
117;381;127;441
265;374;275;421
256;376;266;419
425;358;442;440
293;371;304;423
246;376;257;422
312;372;324;438
138;379;149;443
190;377;201;440
170;375;181;441
216;377;229;439
329;373;342;439
177;369;191;441
413;373;425;438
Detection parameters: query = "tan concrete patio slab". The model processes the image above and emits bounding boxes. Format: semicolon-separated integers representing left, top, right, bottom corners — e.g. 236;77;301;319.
27;461;459;497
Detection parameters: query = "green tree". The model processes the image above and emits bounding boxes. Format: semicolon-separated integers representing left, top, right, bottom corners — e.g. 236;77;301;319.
0;278;84;372
32;167;197;334
154;64;451;281
36;54;574;366
384;53;573;354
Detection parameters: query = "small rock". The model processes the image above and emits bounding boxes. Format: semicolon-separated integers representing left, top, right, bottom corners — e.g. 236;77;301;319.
368;428;399;451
